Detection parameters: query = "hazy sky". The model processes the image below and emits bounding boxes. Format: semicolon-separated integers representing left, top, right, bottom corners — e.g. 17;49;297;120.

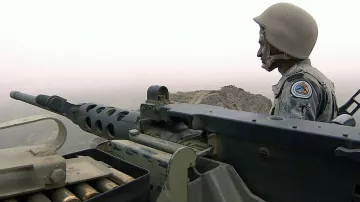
1;0;359;104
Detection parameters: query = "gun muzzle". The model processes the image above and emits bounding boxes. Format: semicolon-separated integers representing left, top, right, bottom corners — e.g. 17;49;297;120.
9;91;80;122
10;91;41;108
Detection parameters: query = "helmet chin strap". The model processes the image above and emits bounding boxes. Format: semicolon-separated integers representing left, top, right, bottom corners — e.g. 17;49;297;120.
261;32;290;72
262;53;291;72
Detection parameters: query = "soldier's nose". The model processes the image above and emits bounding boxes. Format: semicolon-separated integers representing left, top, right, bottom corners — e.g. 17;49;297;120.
257;49;262;57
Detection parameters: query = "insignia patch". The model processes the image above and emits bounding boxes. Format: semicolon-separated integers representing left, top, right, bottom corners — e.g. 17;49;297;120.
290;81;313;99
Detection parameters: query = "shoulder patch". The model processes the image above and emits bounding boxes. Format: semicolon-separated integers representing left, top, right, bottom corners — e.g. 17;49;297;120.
290;80;313;99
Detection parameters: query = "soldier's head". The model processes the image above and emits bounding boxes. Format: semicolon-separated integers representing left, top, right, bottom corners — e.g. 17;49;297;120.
254;3;318;73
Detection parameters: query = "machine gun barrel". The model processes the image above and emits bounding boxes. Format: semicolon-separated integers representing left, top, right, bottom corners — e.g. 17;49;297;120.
10;91;140;140
10;91;78;120
11;91;46;108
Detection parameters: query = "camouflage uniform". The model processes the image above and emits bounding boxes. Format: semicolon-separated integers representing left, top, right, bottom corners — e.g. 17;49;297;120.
253;3;338;122
270;59;338;122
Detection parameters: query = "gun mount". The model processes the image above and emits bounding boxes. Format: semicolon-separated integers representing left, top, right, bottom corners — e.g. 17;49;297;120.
8;85;360;202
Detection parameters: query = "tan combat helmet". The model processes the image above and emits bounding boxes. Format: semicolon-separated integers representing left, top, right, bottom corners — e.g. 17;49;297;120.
254;3;318;71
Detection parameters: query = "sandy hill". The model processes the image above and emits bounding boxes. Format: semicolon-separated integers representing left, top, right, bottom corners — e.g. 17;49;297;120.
169;85;272;114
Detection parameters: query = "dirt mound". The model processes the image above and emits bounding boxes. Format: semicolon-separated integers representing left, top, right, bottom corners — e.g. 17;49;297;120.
170;85;272;114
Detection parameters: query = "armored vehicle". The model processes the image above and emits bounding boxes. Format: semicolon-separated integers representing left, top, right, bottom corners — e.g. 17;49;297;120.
1;85;360;202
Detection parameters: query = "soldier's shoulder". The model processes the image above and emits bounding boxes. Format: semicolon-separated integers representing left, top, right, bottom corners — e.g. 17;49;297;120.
284;74;323;99
285;71;320;84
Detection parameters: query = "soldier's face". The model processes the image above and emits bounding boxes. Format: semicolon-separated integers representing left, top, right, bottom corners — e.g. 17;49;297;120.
257;28;265;64
257;27;279;72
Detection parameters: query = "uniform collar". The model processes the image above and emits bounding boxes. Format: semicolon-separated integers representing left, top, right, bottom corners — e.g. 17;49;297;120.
271;59;312;97
282;59;311;76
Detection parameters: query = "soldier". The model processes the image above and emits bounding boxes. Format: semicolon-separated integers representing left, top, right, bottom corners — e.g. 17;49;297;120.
253;2;338;122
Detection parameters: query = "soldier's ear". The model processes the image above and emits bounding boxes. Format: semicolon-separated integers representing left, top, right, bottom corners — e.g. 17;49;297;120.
270;44;282;55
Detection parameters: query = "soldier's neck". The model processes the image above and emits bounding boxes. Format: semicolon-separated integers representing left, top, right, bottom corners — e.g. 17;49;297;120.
277;60;299;75
278;65;291;75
